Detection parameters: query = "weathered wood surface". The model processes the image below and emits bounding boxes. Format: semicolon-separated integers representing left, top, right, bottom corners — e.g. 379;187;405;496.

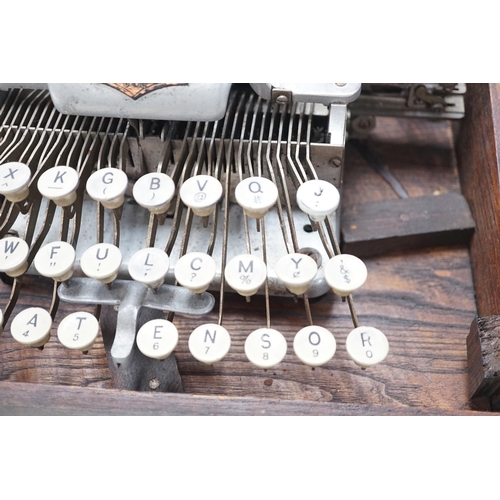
0;112;482;414
0;381;492;416
467;316;500;404
456;83;500;317
342;192;474;257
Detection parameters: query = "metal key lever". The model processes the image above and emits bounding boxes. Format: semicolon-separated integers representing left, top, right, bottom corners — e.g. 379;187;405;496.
58;278;215;368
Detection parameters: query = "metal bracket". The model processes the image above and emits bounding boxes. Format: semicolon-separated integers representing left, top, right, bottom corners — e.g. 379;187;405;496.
271;87;293;105
58;278;215;368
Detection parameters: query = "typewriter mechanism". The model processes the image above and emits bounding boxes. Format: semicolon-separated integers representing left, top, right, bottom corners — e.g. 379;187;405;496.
0;83;468;396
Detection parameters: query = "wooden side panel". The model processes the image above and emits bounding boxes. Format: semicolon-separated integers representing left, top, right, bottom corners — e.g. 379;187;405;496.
457;83;500;317
0;381;492;416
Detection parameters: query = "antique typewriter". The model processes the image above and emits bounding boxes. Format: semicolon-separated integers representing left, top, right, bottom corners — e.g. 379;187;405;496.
0;83;467;397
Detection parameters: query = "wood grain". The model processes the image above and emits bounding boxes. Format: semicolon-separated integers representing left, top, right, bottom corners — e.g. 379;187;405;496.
342;192;474;257
456;83;500;317
0;381;491;416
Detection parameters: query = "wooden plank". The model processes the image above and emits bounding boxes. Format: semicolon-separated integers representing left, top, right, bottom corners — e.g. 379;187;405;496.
467;316;500;403
342;192;474;257
456;83;500;317
0;381;491;416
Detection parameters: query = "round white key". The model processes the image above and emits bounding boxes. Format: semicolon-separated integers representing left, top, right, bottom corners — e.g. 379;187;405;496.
235;176;278;219
86;167;128;209
37;166;79;207
346;326;389;368
244;328;287;369
274;253;318;295
0;237;29;277
80;243;122;283
57;312;99;351
174;252;216;294
33;241;75;281
0;162;31;202
293;325;336;367
189;323;231;364
128;247;170;288
296;179;340;222
11;307;52;347
133;172;176;214
179;175;223;217
325;254;368;296
224;254;267;297
136;319;178;360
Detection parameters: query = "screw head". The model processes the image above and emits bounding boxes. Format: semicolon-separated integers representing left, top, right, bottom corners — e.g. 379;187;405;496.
276;95;289;104
149;377;160;390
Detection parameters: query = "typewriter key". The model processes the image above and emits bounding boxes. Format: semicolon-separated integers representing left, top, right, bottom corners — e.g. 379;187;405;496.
11;307;52;347
325;254;368;296
189;323;231;364
245;328;287;369
179;175;223;217
296;179;340;222
274;253;318;295
293;325;336;367
133;172;176;214
57;312;99;352
136;319;179;360
37;166;79;207
234;176;278;219
128;247;170;288
174;252;216;294
0;237;29;277
34;241;75;281
224;254;267;297
0;162;31;202
346;326;389;368
86;167;128;209
80;243;122;283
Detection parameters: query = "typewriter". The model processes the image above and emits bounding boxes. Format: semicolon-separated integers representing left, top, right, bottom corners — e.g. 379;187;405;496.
0;83;468;398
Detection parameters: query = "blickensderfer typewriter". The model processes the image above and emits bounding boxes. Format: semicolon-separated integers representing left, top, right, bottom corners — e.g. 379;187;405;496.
0;83;467;396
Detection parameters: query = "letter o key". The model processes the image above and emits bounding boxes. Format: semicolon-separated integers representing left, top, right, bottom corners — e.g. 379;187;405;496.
293;325;336;367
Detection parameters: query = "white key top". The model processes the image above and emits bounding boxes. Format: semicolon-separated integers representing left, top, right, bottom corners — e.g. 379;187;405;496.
346;326;389;368
235;176;278;219
80;243;122;283
224;254;267;297
37;166;79;207
296;179;340;222
86;167;128;209
174;252;216;294
136;319;178;360
11;307;52;347
0;237;29;277
0;162;31;202
179;175;223;217
133;172;176;214
189;323;231;364
274;253;318;295
57;312;99;351
325;254;368;296
293;325;336;367
128;247;170;288
244;328;287;368
33;241;75;281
